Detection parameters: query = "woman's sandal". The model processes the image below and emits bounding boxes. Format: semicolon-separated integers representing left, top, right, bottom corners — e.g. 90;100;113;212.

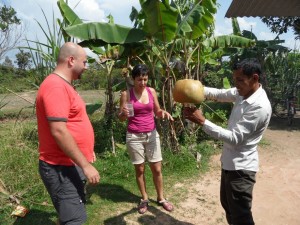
157;199;174;212
137;199;149;214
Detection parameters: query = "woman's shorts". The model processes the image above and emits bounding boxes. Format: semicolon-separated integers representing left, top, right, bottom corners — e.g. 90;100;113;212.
126;129;162;164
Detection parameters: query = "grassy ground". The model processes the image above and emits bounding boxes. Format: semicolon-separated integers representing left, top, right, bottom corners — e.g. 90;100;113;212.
0;90;219;225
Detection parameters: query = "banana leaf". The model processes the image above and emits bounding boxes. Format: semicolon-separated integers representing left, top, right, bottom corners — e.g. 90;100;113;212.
203;35;255;48
57;0;82;25
140;0;178;42
64;22;147;45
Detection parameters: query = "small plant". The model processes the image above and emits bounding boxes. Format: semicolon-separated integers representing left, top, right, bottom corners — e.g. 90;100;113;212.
259;138;271;147
0;93;9;110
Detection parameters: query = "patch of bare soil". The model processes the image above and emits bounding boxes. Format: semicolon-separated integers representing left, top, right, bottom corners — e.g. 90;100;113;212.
168;115;300;225
127;115;300;225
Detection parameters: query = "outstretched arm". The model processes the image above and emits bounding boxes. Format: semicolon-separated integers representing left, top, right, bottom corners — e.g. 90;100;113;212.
151;88;174;121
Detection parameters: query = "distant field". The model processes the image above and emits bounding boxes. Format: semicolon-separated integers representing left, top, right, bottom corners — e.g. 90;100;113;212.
0;89;108;113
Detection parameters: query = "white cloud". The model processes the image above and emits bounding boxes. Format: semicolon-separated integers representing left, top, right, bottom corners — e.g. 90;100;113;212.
98;0;139;11
237;18;257;31
257;31;276;41
68;0;106;23
214;14;296;49
214;18;233;36
279;34;300;50
97;0;140;26
214;17;259;37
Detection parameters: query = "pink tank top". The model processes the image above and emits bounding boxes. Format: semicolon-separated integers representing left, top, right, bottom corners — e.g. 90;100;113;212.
127;86;155;133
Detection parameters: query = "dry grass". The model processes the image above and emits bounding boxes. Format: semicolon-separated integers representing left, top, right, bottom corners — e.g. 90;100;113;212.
0;89;107;114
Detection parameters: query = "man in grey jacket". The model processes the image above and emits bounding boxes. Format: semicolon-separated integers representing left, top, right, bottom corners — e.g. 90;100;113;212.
184;58;272;225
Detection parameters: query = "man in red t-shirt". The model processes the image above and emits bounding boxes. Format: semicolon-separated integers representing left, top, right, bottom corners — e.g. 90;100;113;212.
36;42;100;225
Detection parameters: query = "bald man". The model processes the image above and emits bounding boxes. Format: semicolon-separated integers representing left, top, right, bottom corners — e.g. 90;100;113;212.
36;42;100;225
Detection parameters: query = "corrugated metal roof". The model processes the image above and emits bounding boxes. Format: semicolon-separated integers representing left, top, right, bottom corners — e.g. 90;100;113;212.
225;0;300;17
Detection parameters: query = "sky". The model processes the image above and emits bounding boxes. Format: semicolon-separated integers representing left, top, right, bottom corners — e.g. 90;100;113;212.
1;0;299;61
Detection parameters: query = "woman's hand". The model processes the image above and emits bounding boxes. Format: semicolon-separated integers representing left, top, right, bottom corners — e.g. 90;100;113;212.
159;110;174;121
119;105;129;118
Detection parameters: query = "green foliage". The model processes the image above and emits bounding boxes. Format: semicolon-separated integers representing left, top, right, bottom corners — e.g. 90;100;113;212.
65;22;147;45
0;64;14;77
258;137;271;147
202;70;223;88
0;5;20;31
0;5;23;61
264;50;300;104
193;141;220;171
57;0;83;26
141;0;178;42
0;66;34;94
204;107;228;127
75;65;123;91
76;68;106;90
0;121;44;224
3;56;13;68
172;131;220;173
178;102;230;147
91;113;127;153
204;35;255;49
15;50;32;70
261;16;300;39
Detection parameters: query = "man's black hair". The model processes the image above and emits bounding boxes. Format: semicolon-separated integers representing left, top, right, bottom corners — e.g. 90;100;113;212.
233;58;262;77
132;64;149;79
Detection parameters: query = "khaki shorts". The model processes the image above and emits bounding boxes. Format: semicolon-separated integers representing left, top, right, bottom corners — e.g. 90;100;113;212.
126;129;162;164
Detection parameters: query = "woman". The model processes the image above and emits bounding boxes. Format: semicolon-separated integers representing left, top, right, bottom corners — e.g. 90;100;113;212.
118;64;174;214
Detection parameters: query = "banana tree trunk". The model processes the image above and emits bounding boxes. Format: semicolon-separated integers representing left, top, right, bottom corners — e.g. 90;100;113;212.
104;61;116;155
160;67;180;152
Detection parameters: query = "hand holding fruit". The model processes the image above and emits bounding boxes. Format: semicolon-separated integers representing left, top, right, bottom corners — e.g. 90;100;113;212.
183;107;206;126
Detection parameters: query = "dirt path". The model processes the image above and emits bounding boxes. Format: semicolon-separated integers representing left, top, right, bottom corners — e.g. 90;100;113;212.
252;117;300;225
169;116;300;225
122;116;300;225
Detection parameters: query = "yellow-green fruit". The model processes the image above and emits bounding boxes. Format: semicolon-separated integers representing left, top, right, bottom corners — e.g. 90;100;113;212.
173;79;205;103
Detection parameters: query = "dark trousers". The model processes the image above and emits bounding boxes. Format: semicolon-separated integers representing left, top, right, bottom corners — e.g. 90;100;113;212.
39;160;87;225
220;169;256;225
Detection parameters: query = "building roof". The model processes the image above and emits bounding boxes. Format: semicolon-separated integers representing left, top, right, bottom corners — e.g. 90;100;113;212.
225;0;300;17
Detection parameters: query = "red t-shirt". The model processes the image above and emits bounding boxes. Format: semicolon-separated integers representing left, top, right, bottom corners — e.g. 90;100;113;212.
36;74;94;165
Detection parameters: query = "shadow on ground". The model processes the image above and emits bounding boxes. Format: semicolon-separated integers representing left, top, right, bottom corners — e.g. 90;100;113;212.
13;209;56;225
103;204;194;225
87;183;140;204
268;114;300;131
87;183;193;225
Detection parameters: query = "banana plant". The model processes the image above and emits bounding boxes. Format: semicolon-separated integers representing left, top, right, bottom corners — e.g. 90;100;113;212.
224;17;290;97
57;0;256;152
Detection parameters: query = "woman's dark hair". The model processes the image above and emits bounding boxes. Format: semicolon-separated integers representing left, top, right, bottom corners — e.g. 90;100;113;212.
233;58;262;77
132;64;149;79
